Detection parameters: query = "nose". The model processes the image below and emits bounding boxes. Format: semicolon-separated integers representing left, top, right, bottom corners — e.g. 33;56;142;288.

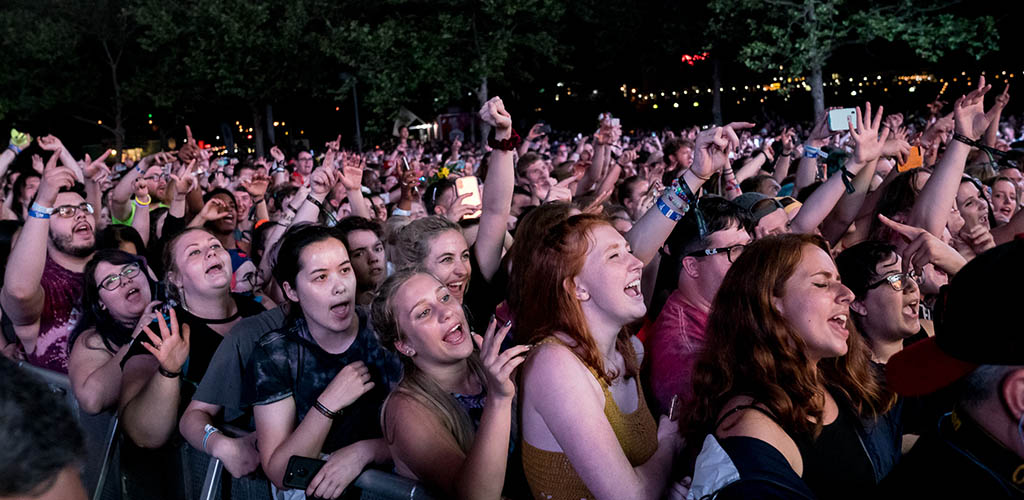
836;282;855;305
627;251;643;273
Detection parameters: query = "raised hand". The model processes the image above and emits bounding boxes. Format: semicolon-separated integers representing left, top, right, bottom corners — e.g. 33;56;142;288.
36;166;78;207
850;102;885;164
36;135;64;152
691;122;756;180
269;145;285;163
325;134;342;153
31;154;44;174
338;154;365;191
953;75;993;140
878;214;967;276
478;96;512;132
83;150;112;182
241;173;271;199
178;125;200;162
987;83;1011;122
807;108;838;147
926;94;948;117
309;165;341;200
442;192;480;222
140;308;191;375
472;317;529;401
196;197;232;222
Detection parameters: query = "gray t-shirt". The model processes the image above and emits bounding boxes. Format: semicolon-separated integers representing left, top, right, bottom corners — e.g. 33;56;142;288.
192;305;287;425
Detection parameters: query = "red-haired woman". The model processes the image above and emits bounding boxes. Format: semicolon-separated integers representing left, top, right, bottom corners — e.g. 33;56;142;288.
515;213;683;500
685;234;898;499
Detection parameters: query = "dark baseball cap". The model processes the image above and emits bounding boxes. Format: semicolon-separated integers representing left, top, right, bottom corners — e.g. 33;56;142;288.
731;192;784;226
887;240;1024;396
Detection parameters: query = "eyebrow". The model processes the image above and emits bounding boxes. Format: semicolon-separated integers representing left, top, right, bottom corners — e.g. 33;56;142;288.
811;271;835;279
305;259;351;275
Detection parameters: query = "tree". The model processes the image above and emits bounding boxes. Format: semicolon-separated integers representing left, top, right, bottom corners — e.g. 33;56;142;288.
321;0;565;141
709;0;998;119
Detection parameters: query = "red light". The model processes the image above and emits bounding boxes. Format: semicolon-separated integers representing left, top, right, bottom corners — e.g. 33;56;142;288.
197;140;206;149
246;134;253;140
680;52;710;66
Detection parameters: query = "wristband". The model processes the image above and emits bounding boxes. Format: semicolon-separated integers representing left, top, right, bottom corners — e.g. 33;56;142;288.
314;399;342;420
30;202;54;215
7;144;21;155
656;198;683;221
134;164;144;174
28;209;51;220
804;146;821;159
953;132;980;147
134;196;151;206
202;424;221;453
487;128;521;151
391;207;412;217
158;366;182;379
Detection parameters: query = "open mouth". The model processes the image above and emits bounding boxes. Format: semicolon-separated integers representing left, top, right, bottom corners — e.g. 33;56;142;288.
126;287;141;300
330;300;351;320
205;262;225;275
446;281;464;295
73;222;92;235
443;323;466;345
624;279;642;299
903;300;920;319
828;314;849;334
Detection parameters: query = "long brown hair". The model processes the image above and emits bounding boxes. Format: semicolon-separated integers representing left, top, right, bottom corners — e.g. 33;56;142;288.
510;213;638;384
688;234;893;440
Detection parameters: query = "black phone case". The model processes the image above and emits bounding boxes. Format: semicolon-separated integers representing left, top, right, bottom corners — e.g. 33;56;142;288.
283;455;327;490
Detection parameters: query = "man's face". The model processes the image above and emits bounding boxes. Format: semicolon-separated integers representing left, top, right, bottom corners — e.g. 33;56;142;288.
346;229;387;291
236;168;255;185
754;207;790;239
210;193;237;233
521;160;547;187
234;190;252;219
49;192;96;258
142;165;167;195
674;146;694;168
296;152;315;176
690;224;750;302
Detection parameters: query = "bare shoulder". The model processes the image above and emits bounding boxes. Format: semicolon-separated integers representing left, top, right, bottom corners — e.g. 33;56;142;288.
521;339;603;404
715;395;804;476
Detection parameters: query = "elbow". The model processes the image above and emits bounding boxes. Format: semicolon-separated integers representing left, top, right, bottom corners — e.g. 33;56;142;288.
76;391;108;416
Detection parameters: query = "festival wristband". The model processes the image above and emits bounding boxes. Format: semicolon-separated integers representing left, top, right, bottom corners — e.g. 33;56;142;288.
656;197;683;221
28;210;51;220
7;144;21;155
202;424;221;453
30;202;54;215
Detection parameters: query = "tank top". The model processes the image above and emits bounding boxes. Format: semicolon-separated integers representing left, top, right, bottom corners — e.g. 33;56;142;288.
28;256;85;373
521;337;658;500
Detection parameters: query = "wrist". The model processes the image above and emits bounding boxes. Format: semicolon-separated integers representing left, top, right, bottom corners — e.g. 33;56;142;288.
495;128;512;141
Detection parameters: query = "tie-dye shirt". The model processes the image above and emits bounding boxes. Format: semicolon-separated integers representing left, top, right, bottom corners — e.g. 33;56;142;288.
28;256;85;373
247;308;401;453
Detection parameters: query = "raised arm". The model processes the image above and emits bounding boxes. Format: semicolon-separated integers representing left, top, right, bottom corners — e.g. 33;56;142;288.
0;131;31;180
791;103;885;235
37;135;85;183
983;84;1010;148
626;122;754;265
0;166;77;348
475;97;515;282
796;109;837;193
907;77;992;237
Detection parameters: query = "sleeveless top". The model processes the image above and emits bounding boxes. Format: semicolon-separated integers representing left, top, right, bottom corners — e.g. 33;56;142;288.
521;337;658;500
715;395;876;499
29;256;85;373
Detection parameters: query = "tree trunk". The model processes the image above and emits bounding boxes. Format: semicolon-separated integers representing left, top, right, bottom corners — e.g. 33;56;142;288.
251;104;266;158
711;56;723;125
266;104;276;146
477;76;489;147
810;64;825;120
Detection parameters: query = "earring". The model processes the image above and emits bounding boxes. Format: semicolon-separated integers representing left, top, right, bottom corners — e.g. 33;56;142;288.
404;348;416;357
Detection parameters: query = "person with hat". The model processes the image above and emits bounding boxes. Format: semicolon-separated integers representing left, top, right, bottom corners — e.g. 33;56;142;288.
881;240;1024;498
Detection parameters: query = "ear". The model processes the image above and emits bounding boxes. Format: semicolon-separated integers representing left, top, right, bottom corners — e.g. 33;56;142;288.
771;294;785;317
680;256;700;280
570;276;590;302
282;281;300;303
393;340;415;357
849;300;868;317
1002;368;1024;420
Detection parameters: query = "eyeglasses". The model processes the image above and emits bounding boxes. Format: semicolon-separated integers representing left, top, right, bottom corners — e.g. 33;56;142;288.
866;270;921;292
686;244;745;263
99;262;142;291
54;203;94;218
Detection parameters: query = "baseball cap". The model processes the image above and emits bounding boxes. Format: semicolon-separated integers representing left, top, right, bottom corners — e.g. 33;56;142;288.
732;192;784;225
887;240;1024;396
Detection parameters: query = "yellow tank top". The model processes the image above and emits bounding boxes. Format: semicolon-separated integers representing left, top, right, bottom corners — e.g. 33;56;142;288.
521;338;658;500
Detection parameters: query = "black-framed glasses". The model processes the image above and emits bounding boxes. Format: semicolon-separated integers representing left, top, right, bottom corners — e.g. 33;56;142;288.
54;203;94;218
99;262;142;291
686;244;745;263
866;270;921;292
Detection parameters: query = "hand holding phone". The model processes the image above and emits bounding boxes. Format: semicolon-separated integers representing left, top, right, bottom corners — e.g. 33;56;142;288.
283;456;326;490
828;108;858;132
455;176;483;219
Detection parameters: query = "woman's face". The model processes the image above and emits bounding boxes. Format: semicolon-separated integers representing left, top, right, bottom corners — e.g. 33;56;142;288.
853;253;921;343
392;273;472;365
285;237;358;337
95;261;152;323
773;245;855;362
172;230;233;298
422;230;471;303
991;179;1018;224
573;224;646;329
956;182;989;230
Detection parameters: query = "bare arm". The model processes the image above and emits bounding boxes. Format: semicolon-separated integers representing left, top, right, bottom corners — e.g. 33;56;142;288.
68;329;137;415
475;98;515;282
119;355;180;448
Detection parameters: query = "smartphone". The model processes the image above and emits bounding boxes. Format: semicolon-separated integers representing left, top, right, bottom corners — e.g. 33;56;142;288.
538;124;552;135
401;156;411;172
216;158;229;167
610;118;621;127
898;146;924;172
455;176;482;219
828;108;858;132
668;394;680;422
283;456;326;490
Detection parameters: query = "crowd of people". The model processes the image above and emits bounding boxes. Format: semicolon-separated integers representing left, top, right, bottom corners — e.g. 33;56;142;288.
2;74;1024;499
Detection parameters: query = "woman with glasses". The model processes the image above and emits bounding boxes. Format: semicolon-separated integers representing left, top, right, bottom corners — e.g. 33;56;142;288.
68;250;158;414
686;234;898;498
